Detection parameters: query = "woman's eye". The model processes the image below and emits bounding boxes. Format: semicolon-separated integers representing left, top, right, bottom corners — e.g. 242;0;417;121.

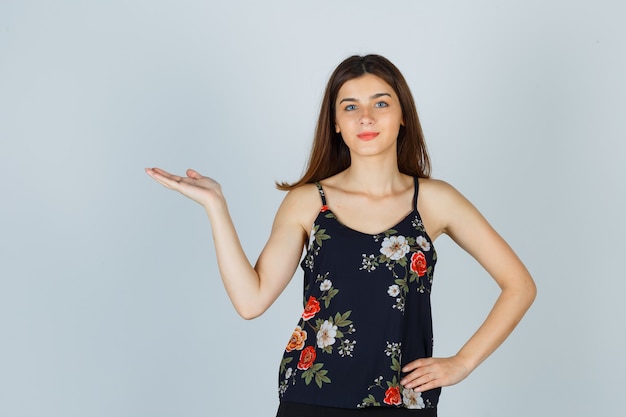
374;101;388;108
345;104;357;111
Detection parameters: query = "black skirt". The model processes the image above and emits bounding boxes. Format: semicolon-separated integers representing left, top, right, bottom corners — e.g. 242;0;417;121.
276;402;437;417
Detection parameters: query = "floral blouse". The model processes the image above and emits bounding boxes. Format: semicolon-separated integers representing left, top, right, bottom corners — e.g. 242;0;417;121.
278;178;440;410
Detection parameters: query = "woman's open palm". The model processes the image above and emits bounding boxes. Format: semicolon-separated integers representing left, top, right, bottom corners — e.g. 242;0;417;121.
145;167;222;208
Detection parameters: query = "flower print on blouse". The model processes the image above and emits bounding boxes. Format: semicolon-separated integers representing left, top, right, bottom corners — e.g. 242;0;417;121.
361;218;436;313
278;179;440;410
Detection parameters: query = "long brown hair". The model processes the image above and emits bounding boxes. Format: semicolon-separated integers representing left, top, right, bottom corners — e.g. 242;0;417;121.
276;54;431;190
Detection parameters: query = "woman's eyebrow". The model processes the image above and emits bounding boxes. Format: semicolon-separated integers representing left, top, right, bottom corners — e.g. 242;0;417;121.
339;92;392;104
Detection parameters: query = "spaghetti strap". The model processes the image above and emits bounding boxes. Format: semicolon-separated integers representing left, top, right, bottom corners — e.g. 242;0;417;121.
314;182;327;206
412;177;419;208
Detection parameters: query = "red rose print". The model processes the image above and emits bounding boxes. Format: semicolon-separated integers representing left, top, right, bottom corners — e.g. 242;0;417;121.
410;251;427;277
320;205;329;212
297;346;316;370
302;296;321;321
383;386;402;406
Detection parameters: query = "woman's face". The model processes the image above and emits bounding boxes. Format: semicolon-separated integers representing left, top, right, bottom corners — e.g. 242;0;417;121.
334;74;404;160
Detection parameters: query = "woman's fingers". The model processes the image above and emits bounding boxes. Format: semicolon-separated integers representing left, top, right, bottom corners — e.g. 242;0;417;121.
149;167;183;182
145;167;221;207
147;167;202;183
145;167;184;189
400;358;431;390
399;357;470;392
186;168;203;179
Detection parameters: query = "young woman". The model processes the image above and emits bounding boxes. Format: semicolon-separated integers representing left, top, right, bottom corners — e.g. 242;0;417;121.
145;54;536;416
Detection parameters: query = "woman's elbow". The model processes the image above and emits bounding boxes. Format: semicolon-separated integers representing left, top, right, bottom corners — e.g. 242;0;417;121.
234;303;267;320
518;273;537;309
526;277;537;305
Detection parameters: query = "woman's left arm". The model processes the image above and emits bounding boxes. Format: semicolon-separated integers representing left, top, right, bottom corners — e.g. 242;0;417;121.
401;180;537;392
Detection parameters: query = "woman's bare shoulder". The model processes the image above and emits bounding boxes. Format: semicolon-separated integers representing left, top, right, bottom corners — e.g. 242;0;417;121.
276;183;324;230
418;177;462;201
417;178;473;239
283;182;323;205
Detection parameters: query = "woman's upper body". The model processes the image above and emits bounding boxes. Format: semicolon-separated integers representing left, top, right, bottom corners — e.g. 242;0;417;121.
145;54;536;395
278;175;441;409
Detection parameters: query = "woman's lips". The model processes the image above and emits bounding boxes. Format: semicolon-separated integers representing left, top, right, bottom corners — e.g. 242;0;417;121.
357;132;379;140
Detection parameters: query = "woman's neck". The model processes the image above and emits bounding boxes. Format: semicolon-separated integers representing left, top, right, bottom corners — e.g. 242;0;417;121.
332;157;410;197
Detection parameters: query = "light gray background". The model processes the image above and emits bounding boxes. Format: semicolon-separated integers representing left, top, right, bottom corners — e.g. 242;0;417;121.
1;1;624;416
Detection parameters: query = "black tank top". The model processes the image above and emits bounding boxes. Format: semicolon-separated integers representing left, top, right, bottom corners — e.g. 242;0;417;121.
278;177;440;410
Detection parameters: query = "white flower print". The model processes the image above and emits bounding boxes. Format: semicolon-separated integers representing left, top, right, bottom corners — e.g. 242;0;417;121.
402;388;425;409
308;226;316;250
279;381;288;395
338;339;357;357
387;284;400;297
320;279;332;291
304;253;314;270
285;367;293;379
380;235;410;261
415;236;431;251
385;341;401;357
360;253;378;272
317;320;338;348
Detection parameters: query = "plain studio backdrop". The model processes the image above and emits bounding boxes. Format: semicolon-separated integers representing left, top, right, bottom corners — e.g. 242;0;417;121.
1;1;624;416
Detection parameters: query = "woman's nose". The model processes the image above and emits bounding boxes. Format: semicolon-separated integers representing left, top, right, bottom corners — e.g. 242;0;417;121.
359;108;374;125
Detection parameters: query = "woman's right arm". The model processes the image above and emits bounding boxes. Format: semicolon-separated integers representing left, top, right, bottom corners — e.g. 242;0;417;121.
145;167;313;319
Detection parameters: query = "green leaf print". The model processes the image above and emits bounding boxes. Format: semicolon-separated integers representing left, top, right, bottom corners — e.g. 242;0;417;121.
391;357;401;372
395;277;409;293
321;288;339;308
312;225;330;247
301;362;331;387
361;394;381;407
315;369;331;388
279;357;293;374
386;375;399;388
334;311;352;327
